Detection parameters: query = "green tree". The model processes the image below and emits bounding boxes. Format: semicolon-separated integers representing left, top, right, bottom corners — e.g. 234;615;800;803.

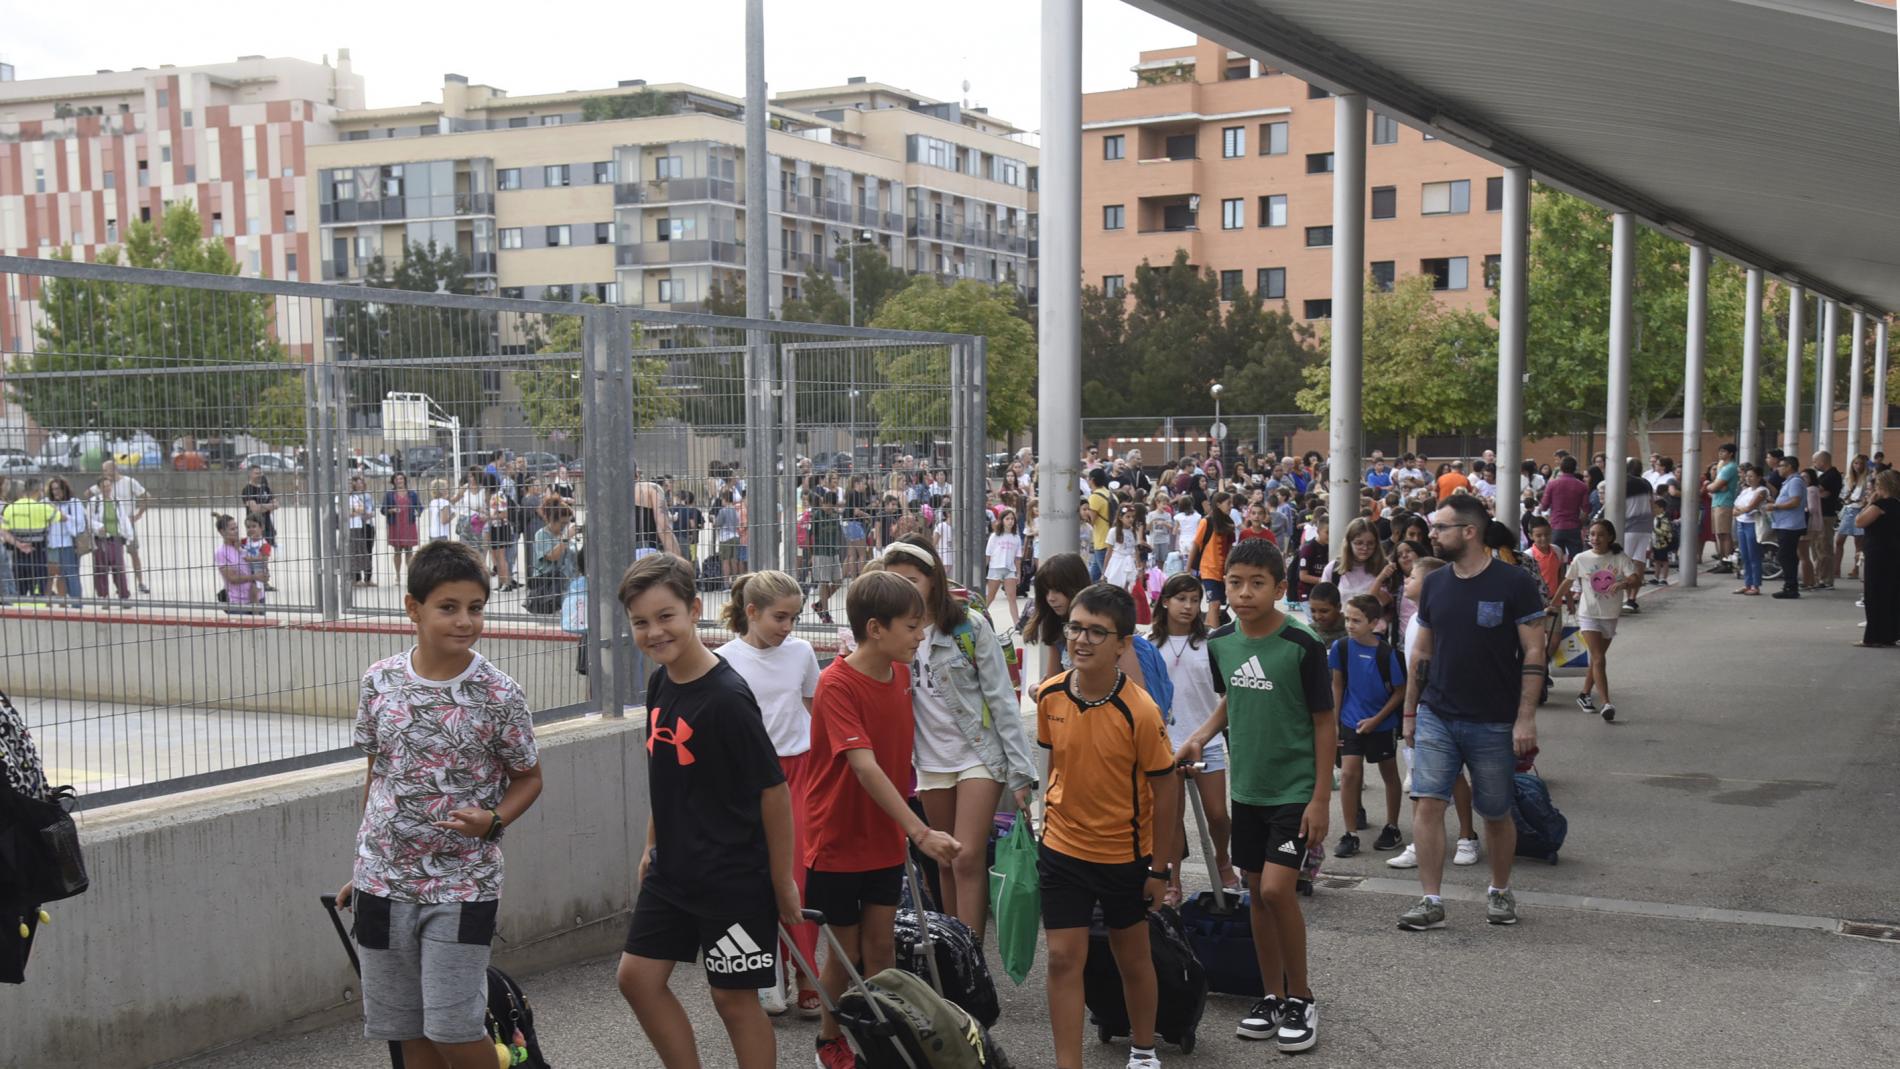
1296;273;1497;443
330;241;493;419
11;203;289;443
780;245;912;327
779;265;852;325
580;90;680;122
510;300;676;447
251;375;310;448
869;278;1036;440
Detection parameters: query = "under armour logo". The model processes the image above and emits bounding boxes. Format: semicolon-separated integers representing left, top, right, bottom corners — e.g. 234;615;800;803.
648;706;695;764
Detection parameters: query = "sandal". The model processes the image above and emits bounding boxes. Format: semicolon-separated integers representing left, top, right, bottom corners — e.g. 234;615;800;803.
797;990;823;1018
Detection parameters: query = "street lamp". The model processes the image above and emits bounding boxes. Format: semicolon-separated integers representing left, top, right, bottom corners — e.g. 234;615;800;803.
1210;383;1225;460
833;229;876;327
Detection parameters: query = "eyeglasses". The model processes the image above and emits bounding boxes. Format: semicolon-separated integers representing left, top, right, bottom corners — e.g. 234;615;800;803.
1063;622;1121;645
1428;521;1474;532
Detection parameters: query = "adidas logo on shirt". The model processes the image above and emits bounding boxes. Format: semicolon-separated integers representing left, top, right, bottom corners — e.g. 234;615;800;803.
1229;655;1275;692
704;923;775;974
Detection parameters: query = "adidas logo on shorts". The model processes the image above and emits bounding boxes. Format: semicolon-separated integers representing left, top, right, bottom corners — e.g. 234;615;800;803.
1229;655;1275;692
704;923;775;975
1277;841;1299;855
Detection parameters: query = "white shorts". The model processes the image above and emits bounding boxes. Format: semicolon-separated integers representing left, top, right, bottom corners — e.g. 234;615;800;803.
915;764;998;791
1624;533;1653;562
1579;615;1619;639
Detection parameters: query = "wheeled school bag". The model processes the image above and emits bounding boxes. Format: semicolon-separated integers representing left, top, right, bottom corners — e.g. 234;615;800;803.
1176;784;1263;998
894;856;1001;1027
320;894;551;1068
1511;772;1568;864
782;904;1012;1069
1083;904;1207;1052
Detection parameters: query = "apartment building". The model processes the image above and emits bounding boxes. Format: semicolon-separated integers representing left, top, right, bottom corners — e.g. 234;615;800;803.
310;75;1037;314
1083;37;1503;320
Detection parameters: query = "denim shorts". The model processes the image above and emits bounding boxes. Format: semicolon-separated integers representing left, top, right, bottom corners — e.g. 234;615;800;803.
1408;703;1516;821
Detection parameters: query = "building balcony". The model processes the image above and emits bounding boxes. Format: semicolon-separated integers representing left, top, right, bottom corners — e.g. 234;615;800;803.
615;240;745;267
613;177;739;206
318;192;494;226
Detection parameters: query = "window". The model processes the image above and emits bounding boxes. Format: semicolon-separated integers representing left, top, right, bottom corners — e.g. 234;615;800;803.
160;146;172;163
286;252;298;278
284;209;296;230
1260;121;1288;156
1373;113;1399;145
1103;204;1125;230
249;250;261;273
105;220;118;243
1224;62;1251;81
595;222;615;245
540;114;563;126
1486;175;1504;212
594;160;616;184
1257;194;1288;228
1307;83;1330;99
156;90;169;108
1484;254;1502;289
656;278;677;303
1305;152;1334;175
140;206;151;222
1103;134;1125;161
1103;274;1125;298
1257;267;1286;300
545;224;571;246
592;282;617;302
183;165;195;183
1219;270;1243;302
1164;134;1196;160
1304;299;1332;319
182;110;192;128
1421;179;1471;215
354;236;375;259
1371;261;1395;291
497;168;522;190
210;212;223;237
543;284;573;302
656;217;672;240
1161;202;1196;231
1422;256;1469;290
508;117;529;129
1305;225;1333;248
500;287;525;299
137;160;149;187
33;168;45;193
1221;198;1244;229
104;169;116;189
499;227;524;249
545;165;571;187
1222;126;1245;158
655;156;683;179
1371;186;1397;220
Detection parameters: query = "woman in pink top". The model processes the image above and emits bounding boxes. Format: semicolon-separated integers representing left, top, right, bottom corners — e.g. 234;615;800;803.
213;513;263;614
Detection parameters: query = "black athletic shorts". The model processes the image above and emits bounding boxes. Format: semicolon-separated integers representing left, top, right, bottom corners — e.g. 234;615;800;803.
804;865;903;928
1341;726;1399;764
1038;844;1151;931
1231;801;1308;873
623;887;777;990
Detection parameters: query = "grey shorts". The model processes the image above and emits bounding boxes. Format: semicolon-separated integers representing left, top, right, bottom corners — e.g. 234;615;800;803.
352;892;495;1044
811;555;843;583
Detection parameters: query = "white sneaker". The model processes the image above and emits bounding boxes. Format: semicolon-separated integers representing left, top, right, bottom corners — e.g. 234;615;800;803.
1453;837;1481;866
759;981;788;1016
1126;1048;1162;1069
1386;843;1418;869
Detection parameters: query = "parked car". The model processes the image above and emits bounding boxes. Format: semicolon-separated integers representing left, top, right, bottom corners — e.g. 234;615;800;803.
400;446;448;478
240;453;301;472
351;455;394;477
518;451;572;478
810;451;854;475
0;449;40;476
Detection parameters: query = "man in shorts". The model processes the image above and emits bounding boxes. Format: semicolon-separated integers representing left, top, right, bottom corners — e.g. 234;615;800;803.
1708;444;1740;573
1398;494;1545;930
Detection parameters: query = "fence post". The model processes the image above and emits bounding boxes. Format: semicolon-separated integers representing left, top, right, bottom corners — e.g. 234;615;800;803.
326;363;354;617
780;341;799;579
964;338;988;593
303;361;339;621
583;304;638;717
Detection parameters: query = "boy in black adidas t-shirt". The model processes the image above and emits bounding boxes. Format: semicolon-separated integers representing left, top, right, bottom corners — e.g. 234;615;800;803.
615;554;800;1069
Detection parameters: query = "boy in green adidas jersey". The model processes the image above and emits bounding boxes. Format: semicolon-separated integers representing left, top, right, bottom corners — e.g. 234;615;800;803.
1173;538;1334;1054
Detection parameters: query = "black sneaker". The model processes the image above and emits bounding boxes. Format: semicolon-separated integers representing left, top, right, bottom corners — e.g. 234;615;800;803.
1772;590;1801;599
1622;599;1641;613
1356;805;1369;830
1576;692;1597;714
1237;995;1282;1040
1373;824;1403;851
1276;996;1318;1052
1335;833;1360;858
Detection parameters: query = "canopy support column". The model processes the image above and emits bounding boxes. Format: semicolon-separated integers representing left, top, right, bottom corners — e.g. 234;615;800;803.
1327;92;1366;560
1604;212;1635;534
1681;244;1707;587
1847;311;1865;459
1739;268;1763;467
1036;0;1082;559
1873;320;1889;462
1782;286;1805;457
1818;300;1839;461
1495;165;1529;533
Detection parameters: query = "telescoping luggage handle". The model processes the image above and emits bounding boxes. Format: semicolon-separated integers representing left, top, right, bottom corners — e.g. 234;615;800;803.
901;852;947;996
319;893;363;974
1181;763;1230;914
778;909;922;1069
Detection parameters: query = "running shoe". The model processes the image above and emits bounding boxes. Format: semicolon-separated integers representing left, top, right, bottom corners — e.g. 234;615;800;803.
1453;836;1481;866
1334;833;1360;858
1386;843;1418;868
1600;703;1617;723
1576;692;1597;713
1397;896;1446;930
1487;888;1520;925
1373;824;1403;851
1236;996;1283;1040
1127;1048;1163;1069
1277;997;1318;1052
760;982;788;1016
815;1035;855;1069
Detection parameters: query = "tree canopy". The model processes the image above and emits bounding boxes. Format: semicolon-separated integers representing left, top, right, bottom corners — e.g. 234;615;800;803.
511;300;676;448
870;277;1036;440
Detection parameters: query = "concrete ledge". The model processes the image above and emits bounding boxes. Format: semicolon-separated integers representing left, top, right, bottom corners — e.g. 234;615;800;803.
7;714;647;1069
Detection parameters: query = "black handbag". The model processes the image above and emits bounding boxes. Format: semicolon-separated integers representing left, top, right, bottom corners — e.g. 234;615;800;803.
524;565;563;615
0;782;89;905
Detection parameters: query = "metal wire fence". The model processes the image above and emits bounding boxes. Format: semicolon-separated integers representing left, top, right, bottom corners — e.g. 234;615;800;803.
0;254;982;807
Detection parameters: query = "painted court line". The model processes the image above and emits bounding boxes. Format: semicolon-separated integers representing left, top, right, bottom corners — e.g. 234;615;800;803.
1341;875;1842;933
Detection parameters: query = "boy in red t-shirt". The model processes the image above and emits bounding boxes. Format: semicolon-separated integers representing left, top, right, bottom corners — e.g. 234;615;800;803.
806;571;961;1069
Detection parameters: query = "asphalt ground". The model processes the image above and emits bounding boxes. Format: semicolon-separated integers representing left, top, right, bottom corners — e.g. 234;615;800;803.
176;572;1900;1069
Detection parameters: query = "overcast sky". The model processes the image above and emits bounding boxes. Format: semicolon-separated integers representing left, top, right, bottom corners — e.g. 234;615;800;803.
4;0;1192;132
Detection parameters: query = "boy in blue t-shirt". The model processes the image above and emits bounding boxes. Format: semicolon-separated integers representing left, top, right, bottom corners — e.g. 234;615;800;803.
1328;594;1405;858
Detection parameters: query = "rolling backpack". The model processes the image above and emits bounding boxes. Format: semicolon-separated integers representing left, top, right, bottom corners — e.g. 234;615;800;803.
1511;771;1568;864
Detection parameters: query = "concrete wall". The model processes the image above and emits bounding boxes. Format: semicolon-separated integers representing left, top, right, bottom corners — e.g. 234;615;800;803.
2;715;646;1069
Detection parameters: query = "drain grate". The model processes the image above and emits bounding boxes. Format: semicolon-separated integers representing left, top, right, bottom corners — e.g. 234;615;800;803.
1838;921;1900;941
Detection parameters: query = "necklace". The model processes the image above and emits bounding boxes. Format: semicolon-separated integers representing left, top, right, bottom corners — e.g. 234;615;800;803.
1068;668;1123;709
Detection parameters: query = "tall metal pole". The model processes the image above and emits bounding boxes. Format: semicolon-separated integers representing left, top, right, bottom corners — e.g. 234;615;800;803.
743;0;776;570
1874;319;1890;461
1812;296;1827;452
1819;300;1839;461
1739;268;1763;466
1327;92;1366;562
1036;0;1082;561
1495;164;1529;532
1681;243;1707;587
1604;212;1635;533
1782;284;1805;456
1847;310;1865;460
848;248;857;328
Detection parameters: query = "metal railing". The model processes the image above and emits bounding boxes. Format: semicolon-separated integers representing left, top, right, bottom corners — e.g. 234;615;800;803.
0;254;984;808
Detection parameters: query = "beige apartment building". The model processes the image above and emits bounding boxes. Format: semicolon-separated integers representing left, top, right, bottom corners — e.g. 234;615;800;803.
1084;37;1503;320
309;76;1037;314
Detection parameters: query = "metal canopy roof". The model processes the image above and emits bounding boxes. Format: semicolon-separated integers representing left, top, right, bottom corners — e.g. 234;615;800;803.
1125;0;1900;313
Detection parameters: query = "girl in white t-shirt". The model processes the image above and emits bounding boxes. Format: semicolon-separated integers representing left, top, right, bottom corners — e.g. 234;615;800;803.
1556;519;1644;723
718;569;823;1017
1320;516;1398;609
983;508;1024;624
423;479;457;542
1150;572;1239;902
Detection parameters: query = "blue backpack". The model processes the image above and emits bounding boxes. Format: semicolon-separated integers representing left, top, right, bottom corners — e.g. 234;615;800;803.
1131;635;1174;720
1511;772;1568;864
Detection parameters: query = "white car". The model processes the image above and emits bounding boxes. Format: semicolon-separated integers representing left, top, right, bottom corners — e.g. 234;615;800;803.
0;449;40;475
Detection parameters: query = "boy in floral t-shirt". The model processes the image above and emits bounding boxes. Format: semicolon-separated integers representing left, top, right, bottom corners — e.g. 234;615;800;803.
337;541;543;1066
